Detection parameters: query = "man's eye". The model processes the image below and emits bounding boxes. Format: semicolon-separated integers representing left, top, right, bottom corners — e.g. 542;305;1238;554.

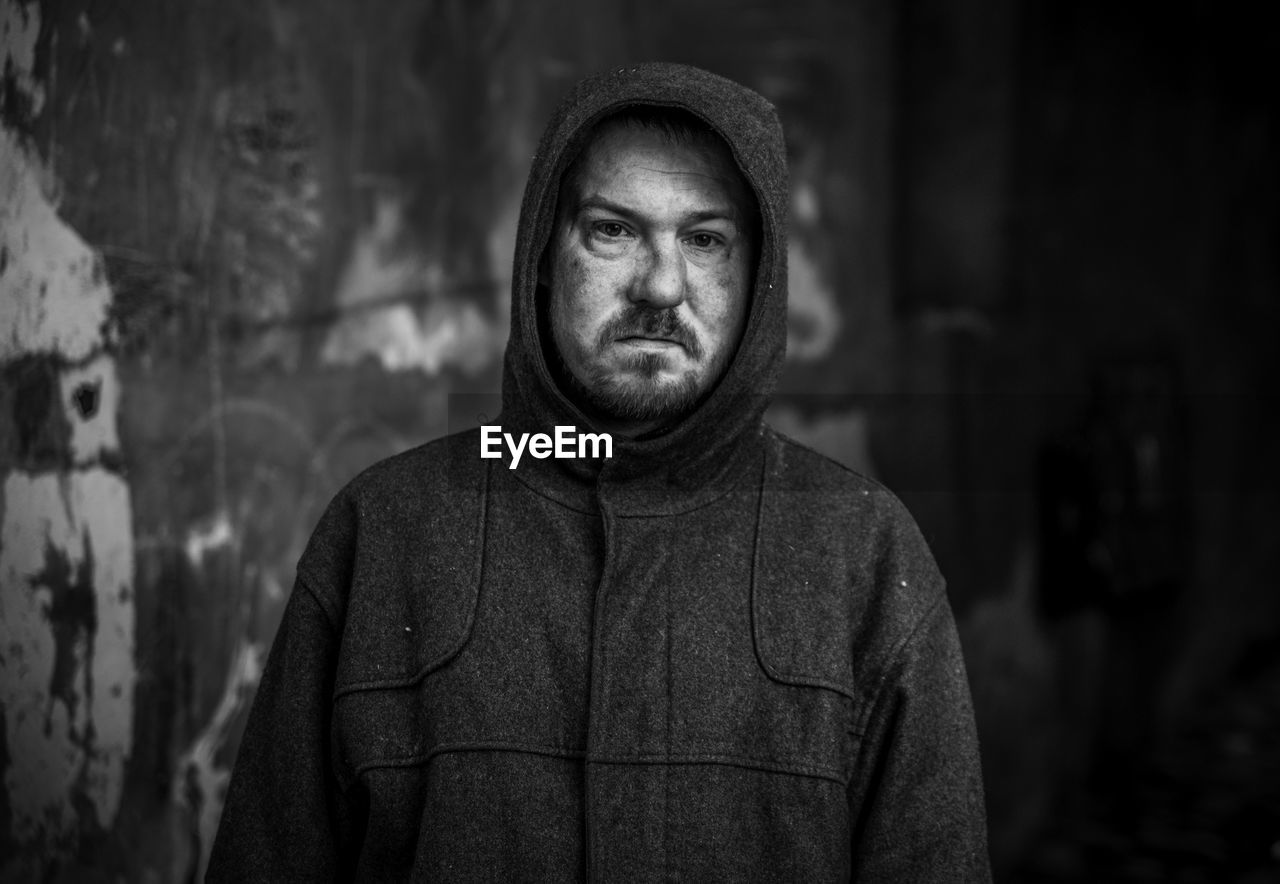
686;232;723;250
594;221;629;238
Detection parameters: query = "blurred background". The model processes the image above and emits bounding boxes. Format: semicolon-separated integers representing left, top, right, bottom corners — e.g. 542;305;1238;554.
1;0;1276;880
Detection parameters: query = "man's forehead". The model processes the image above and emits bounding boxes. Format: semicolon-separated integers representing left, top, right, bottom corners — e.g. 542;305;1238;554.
563;116;754;216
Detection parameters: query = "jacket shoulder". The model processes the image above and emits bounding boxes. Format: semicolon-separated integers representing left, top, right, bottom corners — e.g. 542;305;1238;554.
753;426;948;704
762;426;937;568
293;429;487;682
764;424;898;496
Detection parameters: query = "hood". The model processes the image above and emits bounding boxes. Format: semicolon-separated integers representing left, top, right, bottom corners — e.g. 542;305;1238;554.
500;62;789;508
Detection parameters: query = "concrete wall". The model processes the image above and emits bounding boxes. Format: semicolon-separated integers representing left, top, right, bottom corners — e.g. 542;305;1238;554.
1;0;1275;879
1;2;136;877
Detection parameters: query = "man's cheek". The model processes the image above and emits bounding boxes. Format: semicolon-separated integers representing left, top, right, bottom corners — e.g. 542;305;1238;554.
707;257;745;294
556;250;597;301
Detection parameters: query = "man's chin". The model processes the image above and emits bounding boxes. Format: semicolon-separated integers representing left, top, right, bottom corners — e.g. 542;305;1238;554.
583;370;703;424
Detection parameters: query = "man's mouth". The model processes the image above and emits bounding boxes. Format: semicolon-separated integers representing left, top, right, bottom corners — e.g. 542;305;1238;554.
596;308;704;360
617;335;683;348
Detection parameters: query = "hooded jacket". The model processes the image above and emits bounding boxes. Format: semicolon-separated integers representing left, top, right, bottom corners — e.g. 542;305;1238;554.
208;63;991;882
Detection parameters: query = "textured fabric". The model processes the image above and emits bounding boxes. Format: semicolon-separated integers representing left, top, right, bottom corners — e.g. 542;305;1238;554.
208;62;991;882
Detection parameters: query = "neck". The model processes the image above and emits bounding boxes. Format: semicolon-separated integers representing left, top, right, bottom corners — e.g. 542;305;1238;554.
573;405;667;441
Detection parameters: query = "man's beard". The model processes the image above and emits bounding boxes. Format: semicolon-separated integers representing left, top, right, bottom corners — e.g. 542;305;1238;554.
561;306;708;424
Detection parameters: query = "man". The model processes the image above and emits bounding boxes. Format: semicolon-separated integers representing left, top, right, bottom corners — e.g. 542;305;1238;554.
208;62;990;881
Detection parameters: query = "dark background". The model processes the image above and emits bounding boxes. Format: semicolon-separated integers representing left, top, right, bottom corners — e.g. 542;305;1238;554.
1;0;1276;880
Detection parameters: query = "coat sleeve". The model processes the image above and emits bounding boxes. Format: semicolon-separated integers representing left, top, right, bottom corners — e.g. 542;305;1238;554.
205;578;359;881
847;595;992;882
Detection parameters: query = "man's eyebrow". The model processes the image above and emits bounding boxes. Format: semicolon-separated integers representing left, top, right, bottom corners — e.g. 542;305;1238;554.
574;195;741;226
574;195;638;219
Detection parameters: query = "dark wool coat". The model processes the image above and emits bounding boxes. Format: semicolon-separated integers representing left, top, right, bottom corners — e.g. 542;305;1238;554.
208;63;991;882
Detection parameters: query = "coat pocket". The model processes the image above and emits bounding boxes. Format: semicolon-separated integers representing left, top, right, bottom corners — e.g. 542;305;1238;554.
333;683;433;782
752;572;859;702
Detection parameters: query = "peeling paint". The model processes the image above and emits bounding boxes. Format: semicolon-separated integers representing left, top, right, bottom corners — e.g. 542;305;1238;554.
59;355;121;464
0;127;113;362
1;3;135;872
183;510;233;568
4;354;73;470
0;470;136;846
173;639;264;884
321;191;507;375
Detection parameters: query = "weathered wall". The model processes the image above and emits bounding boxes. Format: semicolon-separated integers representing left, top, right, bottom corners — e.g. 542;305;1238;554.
1;0;1275;880
1;2;136;878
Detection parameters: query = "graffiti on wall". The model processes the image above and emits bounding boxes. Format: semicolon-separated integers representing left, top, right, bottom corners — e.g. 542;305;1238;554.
0;1;137;877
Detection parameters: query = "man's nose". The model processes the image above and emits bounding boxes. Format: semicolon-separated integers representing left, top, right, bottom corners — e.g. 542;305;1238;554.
630;238;686;308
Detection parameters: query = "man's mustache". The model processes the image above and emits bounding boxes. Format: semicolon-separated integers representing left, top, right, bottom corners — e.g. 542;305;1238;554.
596;308;703;359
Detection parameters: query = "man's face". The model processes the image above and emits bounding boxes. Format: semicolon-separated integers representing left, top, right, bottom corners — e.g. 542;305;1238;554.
546;121;756;434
